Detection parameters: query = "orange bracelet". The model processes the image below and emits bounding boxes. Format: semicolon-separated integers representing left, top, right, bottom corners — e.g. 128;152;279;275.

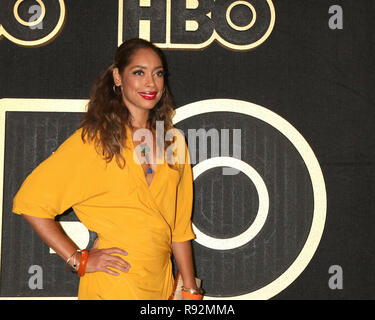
181;287;203;300
77;249;88;277
181;290;203;300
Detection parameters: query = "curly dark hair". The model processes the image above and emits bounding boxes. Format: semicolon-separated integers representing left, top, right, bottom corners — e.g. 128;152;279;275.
78;38;176;168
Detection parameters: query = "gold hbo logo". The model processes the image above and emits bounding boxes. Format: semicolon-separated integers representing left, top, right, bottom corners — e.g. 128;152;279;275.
119;0;276;51
1;0;275;51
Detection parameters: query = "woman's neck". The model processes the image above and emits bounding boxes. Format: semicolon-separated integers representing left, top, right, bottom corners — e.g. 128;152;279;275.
128;114;150;130
130;121;150;130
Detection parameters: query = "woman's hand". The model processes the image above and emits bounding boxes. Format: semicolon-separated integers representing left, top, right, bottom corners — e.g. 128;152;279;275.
21;215;131;276
85;240;131;276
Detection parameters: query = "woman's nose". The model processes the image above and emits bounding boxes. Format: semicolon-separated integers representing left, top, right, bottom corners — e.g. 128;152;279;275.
144;73;156;88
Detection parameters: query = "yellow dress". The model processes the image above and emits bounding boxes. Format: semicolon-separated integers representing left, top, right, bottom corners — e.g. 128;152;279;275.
12;125;196;300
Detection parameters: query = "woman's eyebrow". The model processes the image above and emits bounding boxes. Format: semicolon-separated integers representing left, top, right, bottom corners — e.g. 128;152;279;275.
130;65;164;70
131;65;147;69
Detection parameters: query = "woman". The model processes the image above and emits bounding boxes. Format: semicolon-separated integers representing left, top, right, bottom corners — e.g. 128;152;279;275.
12;38;202;300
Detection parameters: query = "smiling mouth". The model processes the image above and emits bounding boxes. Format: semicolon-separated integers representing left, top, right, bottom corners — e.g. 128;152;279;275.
138;91;157;100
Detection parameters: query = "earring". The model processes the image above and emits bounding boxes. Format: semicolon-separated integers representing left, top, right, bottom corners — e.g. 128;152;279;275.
113;84;121;95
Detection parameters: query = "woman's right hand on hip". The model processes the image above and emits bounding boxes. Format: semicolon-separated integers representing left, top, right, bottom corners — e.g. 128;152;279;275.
85;239;131;276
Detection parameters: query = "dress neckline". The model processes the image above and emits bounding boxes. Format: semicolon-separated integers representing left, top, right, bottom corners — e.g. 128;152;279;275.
126;124;161;188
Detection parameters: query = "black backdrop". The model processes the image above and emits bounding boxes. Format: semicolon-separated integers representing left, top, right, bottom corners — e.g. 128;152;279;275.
1;0;374;299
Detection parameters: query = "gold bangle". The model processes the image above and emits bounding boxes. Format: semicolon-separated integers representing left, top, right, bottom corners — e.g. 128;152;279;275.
181;286;203;295
65;250;80;273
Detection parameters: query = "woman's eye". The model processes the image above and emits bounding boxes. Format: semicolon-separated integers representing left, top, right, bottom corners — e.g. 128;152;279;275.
155;70;165;77
133;70;144;75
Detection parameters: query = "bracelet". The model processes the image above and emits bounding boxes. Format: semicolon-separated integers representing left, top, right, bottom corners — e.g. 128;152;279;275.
181;286;204;300
65;250;80;273
77;249;88;277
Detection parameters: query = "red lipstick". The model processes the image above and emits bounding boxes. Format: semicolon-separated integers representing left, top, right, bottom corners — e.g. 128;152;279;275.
138;91;157;100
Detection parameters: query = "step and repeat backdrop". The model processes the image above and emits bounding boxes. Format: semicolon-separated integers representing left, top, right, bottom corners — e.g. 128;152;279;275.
0;0;374;299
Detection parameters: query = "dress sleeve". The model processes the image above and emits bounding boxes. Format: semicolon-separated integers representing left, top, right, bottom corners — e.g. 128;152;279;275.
12;129;102;219
171;140;196;242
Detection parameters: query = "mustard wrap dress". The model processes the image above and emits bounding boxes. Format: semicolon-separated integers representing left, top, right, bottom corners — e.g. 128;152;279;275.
12;125;196;300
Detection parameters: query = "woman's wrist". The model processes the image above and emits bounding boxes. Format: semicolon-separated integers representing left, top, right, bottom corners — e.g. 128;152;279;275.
64;249;88;275
77;249;89;276
182;279;198;290
65;249;81;273
181;276;203;300
181;286;204;300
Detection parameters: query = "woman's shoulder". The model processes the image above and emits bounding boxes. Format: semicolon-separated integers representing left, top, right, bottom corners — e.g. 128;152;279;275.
54;128;98;158
56;128;85;149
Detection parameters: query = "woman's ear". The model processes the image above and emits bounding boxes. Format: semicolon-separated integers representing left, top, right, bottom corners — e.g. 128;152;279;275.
112;67;122;86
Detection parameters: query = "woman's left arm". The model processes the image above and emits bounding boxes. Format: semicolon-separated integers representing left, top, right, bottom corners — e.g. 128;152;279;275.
171;136;200;296
171;240;198;289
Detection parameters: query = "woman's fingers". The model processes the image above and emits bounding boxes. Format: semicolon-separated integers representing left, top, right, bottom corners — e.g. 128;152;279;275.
105;261;130;274
103;247;128;256
103;267;120;276
106;254;131;269
102;247;131;270
86;246;131;275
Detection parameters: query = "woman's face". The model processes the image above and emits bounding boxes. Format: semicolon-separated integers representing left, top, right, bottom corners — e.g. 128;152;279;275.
113;48;165;114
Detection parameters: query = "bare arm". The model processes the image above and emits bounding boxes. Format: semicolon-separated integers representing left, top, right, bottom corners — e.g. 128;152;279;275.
23;215;79;261
171;240;197;289
22;214;130;275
